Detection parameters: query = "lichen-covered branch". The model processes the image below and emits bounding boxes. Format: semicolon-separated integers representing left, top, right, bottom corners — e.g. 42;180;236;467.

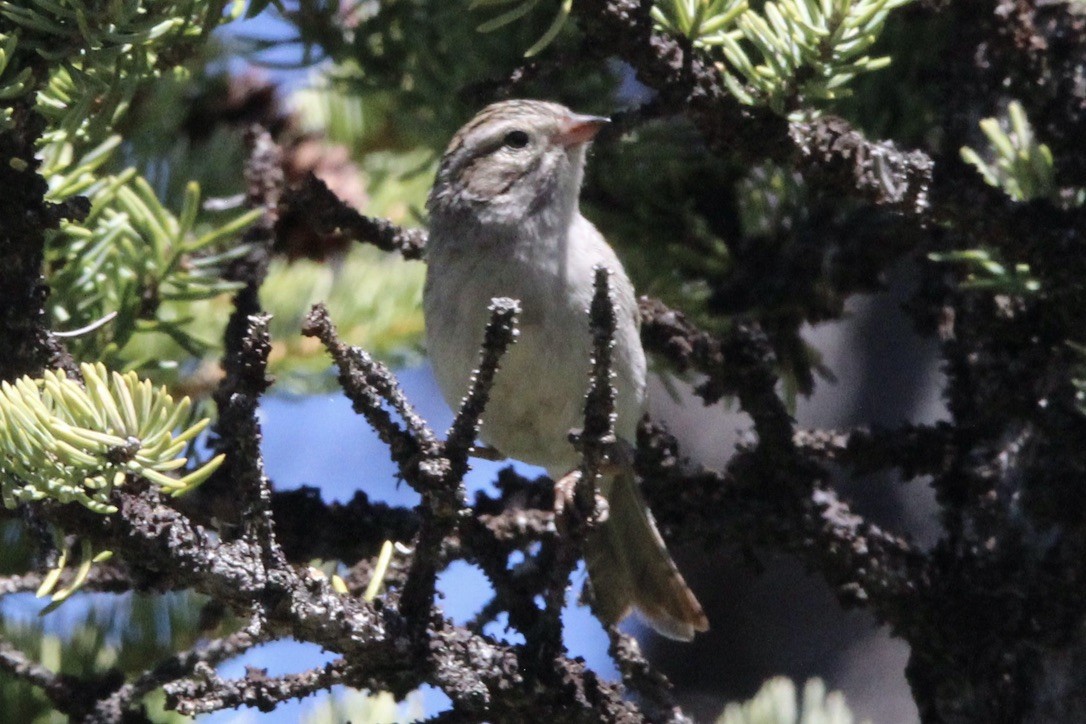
284;174;427;260
302;303;439;477
88;627;265;723
444;299;521;472
638;297;793;450
570;0;934;215
634;419;924;621
538;267;620;658
38;480;643;719
400;297;518;626
607;627;689;724
197;128;285;535
166;659;347;715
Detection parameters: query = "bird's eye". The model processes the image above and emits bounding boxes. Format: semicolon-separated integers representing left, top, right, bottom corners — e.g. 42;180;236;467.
502;130;530;149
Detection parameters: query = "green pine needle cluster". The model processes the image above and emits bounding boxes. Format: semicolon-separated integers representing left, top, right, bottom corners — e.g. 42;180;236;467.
960;101;1058;203
652;0;912;115
1;0;226;135
33;536;113;609
48;173;259;365
933;101;1064;296
652;0;749;49
927;248;1041;295
471;0;574;57
0;33;30;124
1;0;254;374
0;363;224;515
718;677;868;724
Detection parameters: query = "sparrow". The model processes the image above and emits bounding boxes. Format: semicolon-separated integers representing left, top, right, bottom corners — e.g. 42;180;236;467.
424;99;707;639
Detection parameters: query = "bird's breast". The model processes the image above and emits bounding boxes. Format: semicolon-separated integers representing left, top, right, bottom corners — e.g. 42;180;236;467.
424;222;645;476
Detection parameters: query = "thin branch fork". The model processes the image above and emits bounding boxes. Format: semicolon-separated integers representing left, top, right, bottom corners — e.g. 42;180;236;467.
300;288;663;715
166;659;348;715
635;420;925;622
303;302;440;477
457;502;557;640
302;300;529;642
285;174;427;260
87;627;266;723
0;640;81;714
401;297;520;627
536;267;619;658
457;475;558;640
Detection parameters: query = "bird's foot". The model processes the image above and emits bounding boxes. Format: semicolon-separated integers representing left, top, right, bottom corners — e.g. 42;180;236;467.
553;469;581;520
553;469;609;527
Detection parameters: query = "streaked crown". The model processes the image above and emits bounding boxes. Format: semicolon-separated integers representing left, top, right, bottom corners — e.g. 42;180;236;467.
427;100;607;225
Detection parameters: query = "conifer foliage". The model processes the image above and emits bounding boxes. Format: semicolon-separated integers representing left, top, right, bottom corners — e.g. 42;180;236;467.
4;0;1086;721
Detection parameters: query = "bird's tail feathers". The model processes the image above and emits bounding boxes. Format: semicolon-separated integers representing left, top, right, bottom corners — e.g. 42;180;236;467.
584;470;708;641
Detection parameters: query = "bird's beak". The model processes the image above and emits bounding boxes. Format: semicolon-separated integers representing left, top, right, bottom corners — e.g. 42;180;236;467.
554;114;610;147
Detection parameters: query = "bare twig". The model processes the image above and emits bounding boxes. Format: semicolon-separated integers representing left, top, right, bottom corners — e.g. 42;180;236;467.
793;423;957;479
199;128;284;535
219;125;282;349
635;419;925;621
537;267;618;658
606;627;690;724
167;659;347;715
402;298;520;626
638;297;793;451
577;267;620;481
444;298;521;471
88;627;266;722
0;639;120;720
0;640;69;700
215;314;286;573
284;174;427;259
458;512;550;638
302;303;439;475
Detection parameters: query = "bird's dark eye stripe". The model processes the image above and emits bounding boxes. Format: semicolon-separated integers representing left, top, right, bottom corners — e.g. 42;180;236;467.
503;130;530;148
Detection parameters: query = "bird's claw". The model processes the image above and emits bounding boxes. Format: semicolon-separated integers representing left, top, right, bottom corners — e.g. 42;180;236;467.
553;470;609;527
